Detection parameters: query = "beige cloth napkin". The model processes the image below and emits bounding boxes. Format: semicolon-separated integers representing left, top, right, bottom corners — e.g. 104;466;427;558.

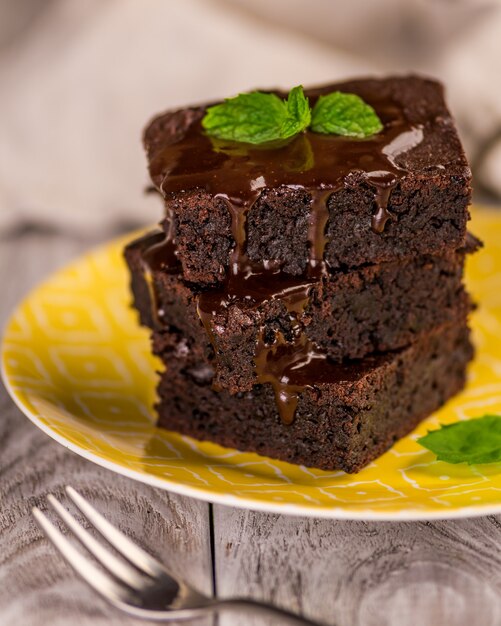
0;0;499;235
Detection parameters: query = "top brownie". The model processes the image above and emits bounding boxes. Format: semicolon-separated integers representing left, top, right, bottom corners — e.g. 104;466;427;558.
144;76;471;285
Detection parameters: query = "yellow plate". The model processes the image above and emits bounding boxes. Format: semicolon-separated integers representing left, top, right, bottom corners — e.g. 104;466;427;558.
3;208;501;520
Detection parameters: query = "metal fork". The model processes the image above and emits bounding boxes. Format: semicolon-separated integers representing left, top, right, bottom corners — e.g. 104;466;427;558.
33;487;327;625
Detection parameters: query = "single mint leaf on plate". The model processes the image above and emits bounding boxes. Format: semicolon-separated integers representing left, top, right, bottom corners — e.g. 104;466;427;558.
202;86;310;144
311;91;383;138
417;415;501;465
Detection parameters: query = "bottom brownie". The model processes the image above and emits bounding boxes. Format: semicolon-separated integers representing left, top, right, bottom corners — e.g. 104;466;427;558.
156;322;473;473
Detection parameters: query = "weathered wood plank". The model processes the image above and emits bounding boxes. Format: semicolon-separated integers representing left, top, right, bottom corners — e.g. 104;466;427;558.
214;507;501;626
0;230;213;626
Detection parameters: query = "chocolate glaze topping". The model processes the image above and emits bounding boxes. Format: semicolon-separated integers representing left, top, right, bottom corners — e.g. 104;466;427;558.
144;86;427;423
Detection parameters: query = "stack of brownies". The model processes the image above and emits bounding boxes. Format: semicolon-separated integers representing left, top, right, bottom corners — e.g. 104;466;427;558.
125;76;479;473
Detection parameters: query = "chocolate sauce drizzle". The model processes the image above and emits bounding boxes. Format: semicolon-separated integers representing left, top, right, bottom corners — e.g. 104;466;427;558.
145;87;425;424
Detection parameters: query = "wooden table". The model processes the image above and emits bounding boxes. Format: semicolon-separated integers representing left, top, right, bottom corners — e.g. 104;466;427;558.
1;226;501;626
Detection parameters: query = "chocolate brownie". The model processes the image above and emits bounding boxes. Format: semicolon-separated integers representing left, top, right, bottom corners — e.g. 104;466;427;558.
125;230;474;394
126;75;478;472
155;322;473;473
144;76;471;285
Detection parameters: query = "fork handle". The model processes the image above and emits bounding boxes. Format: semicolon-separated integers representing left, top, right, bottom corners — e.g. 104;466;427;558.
214;597;331;625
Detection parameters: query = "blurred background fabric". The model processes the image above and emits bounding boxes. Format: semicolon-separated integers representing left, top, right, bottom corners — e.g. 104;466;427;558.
0;0;500;236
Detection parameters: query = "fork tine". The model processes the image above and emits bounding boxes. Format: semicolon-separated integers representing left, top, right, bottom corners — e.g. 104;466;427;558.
32;507;134;608
47;495;148;590
65;486;166;578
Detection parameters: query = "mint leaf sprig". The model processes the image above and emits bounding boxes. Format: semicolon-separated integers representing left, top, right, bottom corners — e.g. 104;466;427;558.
202;86;383;145
418;414;501;465
202;86;311;145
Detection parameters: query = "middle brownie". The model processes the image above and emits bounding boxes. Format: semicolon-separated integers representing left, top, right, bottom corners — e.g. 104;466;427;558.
125;230;474;394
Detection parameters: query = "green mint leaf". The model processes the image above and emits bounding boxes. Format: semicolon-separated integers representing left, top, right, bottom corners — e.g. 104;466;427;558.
202;86;310;144
311;91;383;138
282;85;311;139
417;415;501;465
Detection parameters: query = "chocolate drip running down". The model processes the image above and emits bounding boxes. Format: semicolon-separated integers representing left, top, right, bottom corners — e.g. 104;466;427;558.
196;268;318;424
140;216;180;325
145;88;427;423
